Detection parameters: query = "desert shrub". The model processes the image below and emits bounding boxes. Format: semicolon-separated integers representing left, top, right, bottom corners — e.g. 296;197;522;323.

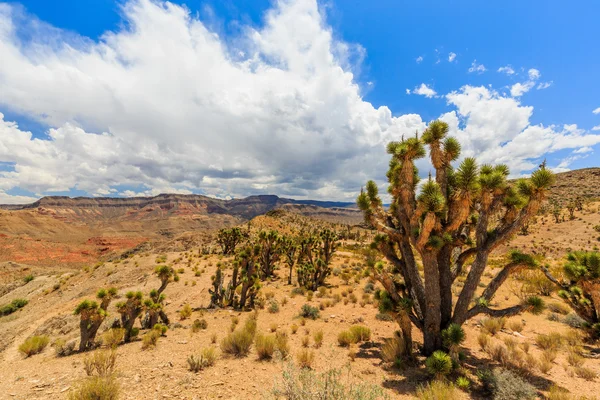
179;303;192;320
363;281;375;293
0;298;28;316
481;317;505;335
337;330;355;347
270;323;278;333
102;328;124;349
271;363;388;399
381;334;405;363
349;325;371;342
492;368;536;400
488;344;510;366
268;300;280;314
23;275;34;283
313;330;324;348
519;341;530;354
296;349;315;369
192;318;208;332
67;376;120;400
290;324;298;334
535;332;562;350
187;347;217;372
141;330;161;350
541;349;557;363
455;376;470;391
563;313;586;329
415;380;460;400
276;332;290;359
244;313;258;336
547;312;560;322
425;351;453;380
83;350;117;377
153;323;168;336
548;302;570;315
53;338;76;357
574;367;598;380
299;304;319;320
221;330;254;357
256;333;276;360
375;313;394;321
19;335;49;357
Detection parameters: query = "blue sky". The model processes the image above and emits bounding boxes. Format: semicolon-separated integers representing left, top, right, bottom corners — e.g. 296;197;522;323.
0;0;599;203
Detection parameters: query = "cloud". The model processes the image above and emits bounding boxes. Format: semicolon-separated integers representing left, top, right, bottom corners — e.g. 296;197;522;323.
444;85;600;173
509;67;550;97
448;52;456;62
497;65;515;75
405;88;411;95
593;125;600;131
0;189;38;204
537;81;552;90
528;68;541;80
0;0;597;202
594;107;600;114
416;56;423;63
468;60;486;74
413;83;437;98
573;146;593;154
510;82;535;97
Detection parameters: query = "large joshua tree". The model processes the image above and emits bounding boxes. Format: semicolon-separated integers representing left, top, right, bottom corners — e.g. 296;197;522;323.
357;120;554;354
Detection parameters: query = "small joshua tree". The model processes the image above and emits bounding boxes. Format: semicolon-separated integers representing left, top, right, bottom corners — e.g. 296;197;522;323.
280;236;298;285
550;200;561;223
217;227;247;255
566;201;576;220
116;291;144;343
296;229;338;291
358;120;554;354
257;230;281;279
140;266;175;328
210;245;261;310
542;251;600;338
74;288;117;352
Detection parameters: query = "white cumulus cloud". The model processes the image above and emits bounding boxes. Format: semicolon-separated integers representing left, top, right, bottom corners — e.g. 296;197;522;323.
0;0;598;202
594;107;600;114
498;65;515;75
448;52;456;62
413;83;437;98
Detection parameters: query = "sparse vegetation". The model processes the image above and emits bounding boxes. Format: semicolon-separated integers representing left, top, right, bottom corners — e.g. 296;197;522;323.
187;347;217;372
19;335;49;357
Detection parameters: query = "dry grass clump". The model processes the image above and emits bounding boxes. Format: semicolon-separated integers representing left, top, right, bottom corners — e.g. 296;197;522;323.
19;335;49;357
83;350;117;377
381;334;405;363
271;363;387;399
192;318;208;333
574;367;598;381
187;347;217;372
349;325;371;342
337;330;355;347
478;332;491;351
255;333;276;360
67;376;120;400
141;330;161;350
538;358;553;374
220;314;257;357
179;303;193;320
415;380;460;400
313;330;324;348
290;324;298;334
102;328;125;349
276;332;290;359
547;385;571;400
535;333;562;351
567;350;584;367
506;319;524;333
296;349;315;369
481;317;505;335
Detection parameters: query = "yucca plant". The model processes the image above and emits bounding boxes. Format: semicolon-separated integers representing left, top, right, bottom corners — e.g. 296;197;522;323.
441;323;465;363
425;350;453;380
542;251;600;338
